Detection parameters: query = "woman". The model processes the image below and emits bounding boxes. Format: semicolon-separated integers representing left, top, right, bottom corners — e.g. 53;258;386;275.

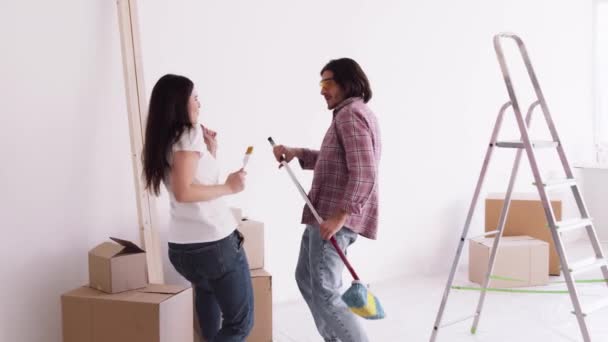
142;74;253;341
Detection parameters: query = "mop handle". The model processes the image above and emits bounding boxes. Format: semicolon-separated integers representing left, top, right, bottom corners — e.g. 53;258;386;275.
268;137;360;281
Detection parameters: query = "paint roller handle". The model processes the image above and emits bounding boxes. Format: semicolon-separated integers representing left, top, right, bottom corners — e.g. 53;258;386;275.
268;136;360;281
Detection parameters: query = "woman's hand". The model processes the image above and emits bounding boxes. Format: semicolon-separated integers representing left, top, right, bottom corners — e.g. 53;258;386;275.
201;125;217;157
225;169;247;194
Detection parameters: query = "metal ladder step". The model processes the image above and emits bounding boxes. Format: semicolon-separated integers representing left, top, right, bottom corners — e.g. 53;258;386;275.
534;178;577;190
555;218;593;234
572;297;608;317
438;314;478;328
494;140;558;149
469;230;499;240
568;257;607;275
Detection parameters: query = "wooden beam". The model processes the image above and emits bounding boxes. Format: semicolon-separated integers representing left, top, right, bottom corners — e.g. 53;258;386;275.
116;0;164;283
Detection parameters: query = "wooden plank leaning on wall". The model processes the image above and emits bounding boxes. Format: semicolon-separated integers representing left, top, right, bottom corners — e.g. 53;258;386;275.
116;0;164;283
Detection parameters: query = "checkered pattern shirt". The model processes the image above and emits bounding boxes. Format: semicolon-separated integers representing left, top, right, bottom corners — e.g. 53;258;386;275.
299;97;381;240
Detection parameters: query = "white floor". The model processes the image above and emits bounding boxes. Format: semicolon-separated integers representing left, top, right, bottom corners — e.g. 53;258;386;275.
274;240;608;341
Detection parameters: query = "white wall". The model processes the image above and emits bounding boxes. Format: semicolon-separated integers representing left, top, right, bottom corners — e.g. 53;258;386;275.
595;0;608;150
0;1;594;341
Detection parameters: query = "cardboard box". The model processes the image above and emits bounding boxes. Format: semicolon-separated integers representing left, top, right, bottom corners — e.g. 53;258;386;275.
239;219;265;270
230;207;264;270
469;236;549;288
88;237;147;293
62;284;193;342
485;193;562;275
249;269;273;342
194;269;273;342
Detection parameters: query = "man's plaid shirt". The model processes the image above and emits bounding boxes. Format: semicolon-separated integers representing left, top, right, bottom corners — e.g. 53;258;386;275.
298;97;381;240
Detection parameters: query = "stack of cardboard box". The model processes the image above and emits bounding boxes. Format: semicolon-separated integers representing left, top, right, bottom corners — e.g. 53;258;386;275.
236;211;273;342
62;210;273;342
468;193;562;287
61;237;193;342
192;208;272;342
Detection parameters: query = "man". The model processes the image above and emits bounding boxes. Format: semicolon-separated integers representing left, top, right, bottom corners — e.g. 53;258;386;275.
273;58;381;342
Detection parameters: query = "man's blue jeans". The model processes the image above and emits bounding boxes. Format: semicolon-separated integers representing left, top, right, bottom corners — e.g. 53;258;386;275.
295;224;369;342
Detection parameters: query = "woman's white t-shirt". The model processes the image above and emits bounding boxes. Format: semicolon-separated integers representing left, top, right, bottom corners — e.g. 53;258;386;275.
164;126;238;244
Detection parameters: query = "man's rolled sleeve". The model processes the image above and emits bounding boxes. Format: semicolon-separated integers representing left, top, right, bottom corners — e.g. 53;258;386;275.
298;148;320;170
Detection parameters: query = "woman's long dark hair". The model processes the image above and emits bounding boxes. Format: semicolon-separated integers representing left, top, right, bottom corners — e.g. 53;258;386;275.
321;58;372;103
142;74;194;195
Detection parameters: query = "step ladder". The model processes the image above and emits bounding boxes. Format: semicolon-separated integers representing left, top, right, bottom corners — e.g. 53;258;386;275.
429;33;608;342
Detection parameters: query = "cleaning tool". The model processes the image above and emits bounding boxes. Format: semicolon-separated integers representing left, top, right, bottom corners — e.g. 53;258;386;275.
268;137;385;320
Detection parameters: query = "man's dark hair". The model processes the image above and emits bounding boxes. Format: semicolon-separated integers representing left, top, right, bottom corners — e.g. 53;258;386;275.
321;58;372;103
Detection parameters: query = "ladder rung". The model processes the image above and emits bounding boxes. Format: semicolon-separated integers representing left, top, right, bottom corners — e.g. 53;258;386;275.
439;314;477;328
555;218;593;233
470;230;499;240
568;257;607;275
572;296;608;317
494;140;558;149
534;178;577;190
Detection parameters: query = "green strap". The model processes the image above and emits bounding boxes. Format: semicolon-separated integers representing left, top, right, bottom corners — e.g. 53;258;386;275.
552;279;608;284
489;275;526;282
490;275;607;284
452;286;569;294
454;275;608;294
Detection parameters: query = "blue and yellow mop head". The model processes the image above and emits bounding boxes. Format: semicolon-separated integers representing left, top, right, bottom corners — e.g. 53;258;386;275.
328;237;386;320
342;280;386;319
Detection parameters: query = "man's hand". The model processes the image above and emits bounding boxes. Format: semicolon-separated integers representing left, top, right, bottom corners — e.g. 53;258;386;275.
272;145;301;168
319;210;349;240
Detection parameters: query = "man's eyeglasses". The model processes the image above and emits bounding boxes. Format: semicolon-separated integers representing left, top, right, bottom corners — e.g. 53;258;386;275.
319;78;336;90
